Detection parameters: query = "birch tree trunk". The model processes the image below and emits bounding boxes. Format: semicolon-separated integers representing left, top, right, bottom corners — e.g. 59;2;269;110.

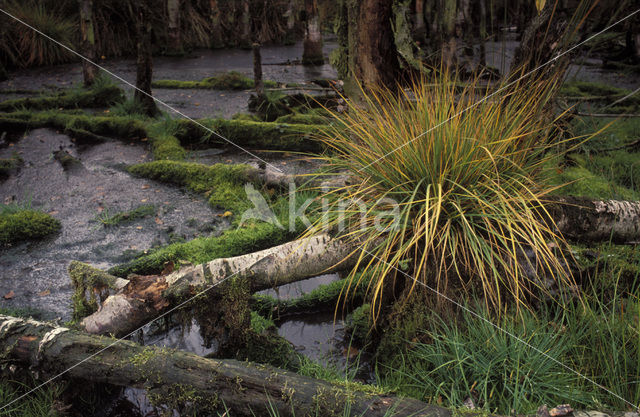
0;315;453;417
80;234;359;336
75;198;640;337
302;0;324;65
78;0;97;86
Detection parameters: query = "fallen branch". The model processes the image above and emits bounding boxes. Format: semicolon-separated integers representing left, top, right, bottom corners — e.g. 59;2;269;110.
0;315;450;417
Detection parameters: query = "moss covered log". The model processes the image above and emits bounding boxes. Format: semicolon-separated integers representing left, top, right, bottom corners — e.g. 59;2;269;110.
152;71;278;90
0;315;451;417
0;111;146;139
0;84;124;112
0;209;60;245
173;118;323;152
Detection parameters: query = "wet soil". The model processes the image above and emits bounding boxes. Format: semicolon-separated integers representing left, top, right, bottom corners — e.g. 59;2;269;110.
0;128;221;319
0;40;340;119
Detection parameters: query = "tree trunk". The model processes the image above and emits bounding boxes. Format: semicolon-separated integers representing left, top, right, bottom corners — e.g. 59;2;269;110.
0;315;455;417
166;0;183;55
80;234;359;336
438;0;458;70
134;1;159;117
508;0;569;80
253;42;264;95
209;0;225;48
239;0;251;48
354;0;401;90
78;0;97;86
302;0;324;65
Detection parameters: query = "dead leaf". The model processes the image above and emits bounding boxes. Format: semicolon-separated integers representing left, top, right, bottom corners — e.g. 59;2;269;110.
141;184;150;189
549;405;573;417
136;226;143;230
155;217;163;225
141;137;148;142
38;290;51;297
3;291;15;299
48;211;59;216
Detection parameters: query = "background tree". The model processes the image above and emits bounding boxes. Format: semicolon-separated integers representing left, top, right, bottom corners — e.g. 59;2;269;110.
133;1;159;117
166;0;183;55
302;0;324;64
78;0;97;86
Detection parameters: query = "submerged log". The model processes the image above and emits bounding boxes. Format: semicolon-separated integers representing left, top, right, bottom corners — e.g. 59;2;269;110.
78;197;640;337
0;315;450;417
81;234;358;336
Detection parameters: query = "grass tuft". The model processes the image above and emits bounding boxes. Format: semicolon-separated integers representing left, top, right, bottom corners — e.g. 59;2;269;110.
309;73;582;319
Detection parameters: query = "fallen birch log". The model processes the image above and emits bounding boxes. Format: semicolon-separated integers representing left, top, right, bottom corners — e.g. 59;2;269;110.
78;197;640;337
0;315;450;417
80;233;359;336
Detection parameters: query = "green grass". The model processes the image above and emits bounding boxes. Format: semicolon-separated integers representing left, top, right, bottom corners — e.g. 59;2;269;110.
308;73;578;319
0;203;60;245
549;117;640;200
94;204;155;227
0;152;23;177
0;380;64;417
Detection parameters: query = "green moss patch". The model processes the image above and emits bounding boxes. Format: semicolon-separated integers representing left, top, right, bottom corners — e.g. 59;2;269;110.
128;160;253;214
0;84;125;112
95;204;156;227
109;221;298;277
173;118;323;152
253;275;370;319
0;208;60;245
0;110;147;139
152;71;278;90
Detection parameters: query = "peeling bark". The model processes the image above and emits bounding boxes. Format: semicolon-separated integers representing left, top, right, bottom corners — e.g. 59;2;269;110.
0;315;454;417
546;197;640;243
81;234;359;336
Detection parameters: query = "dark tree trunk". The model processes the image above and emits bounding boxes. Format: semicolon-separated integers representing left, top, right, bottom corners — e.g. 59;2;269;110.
134;1;159;117
437;0;458;70
78;0;97;86
253;42;264;95
302;0;324;64
0;315;452;417
625;13;640;62
509;0;569;80
166;0;183;54
209;0;224;48
354;0;401;89
239;0;251;48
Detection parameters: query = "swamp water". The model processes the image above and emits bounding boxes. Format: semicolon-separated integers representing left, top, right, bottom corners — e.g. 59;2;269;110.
1;37;639;415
